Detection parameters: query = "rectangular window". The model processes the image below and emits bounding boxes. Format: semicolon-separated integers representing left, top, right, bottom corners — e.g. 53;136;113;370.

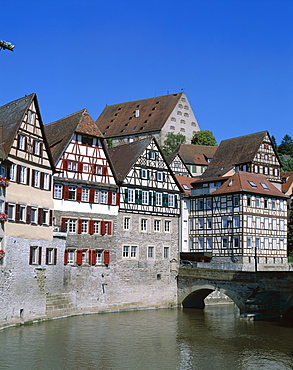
67;219;77;233
154;219;161;232
82;188;89;202
280;200;285;211
123;246;129;258
128;189;135;203
233;195;240;207
233;216;240;228
222;217;228;228
207;218;213;229
206;198;212;210
20;166;26;184
280;219;285;231
197;199;204;210
141;169;147;179
112;192;116;205
264;218;269;229
168;194;174;207
43;173;49;190
10;164;16;182
82;249;88;264
256;197;260;208
256;237;261;249
34;170;40;187
233;237;240;249
163;247;169;259
31;207;37;224
207;238;213;249
131;246;137;258
198;238;204;249
156;193;162;206
34;140;40;155
272;199;276;210
148;151;156;160
94;190;99;203
156;171;163;181
280;239;285;250
81;220;88;233
164;220;171;233
30;246;41;265
68;186;76;200
247;196;251;207
18;135;25;150
272;219;277;230
272;238;277;249
247;237;252;248
68;249;75;264
124;217;130;230
142;190;149;205
46;248;56;265
19;205;26;222
222;237;228;249
247;216;252;228
96;250;103;264
54;184;63;199
8;204;15;220
68;161;77;171
93;220;100;234
198;219;204;229
141;218;147;232
256;217;261;229
264;238;269;249
100;191;108;204
148;246;155;259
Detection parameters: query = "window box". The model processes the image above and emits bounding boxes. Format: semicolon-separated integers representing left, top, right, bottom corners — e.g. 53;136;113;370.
0;250;5;260
0;176;9;188
0;213;8;222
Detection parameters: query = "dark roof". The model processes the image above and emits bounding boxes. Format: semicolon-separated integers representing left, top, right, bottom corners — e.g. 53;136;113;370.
96;92;183;138
201;131;269;178
0;93;35;158
177;144;218;164
108;138;153;182
44;109;103;164
213;171;287;198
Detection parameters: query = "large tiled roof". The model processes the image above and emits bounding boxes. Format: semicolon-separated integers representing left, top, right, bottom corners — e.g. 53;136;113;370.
44;109;103;164
96;93;183;138
213;171;287;198
108;138;153;182
177;144;218;164
201;131;269;178
0;93;35;158
175;176;199;195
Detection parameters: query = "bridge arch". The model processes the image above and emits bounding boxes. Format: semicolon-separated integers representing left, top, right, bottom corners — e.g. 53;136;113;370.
179;283;246;313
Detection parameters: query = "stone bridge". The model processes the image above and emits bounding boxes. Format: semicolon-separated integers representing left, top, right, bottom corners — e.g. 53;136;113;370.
177;267;293;320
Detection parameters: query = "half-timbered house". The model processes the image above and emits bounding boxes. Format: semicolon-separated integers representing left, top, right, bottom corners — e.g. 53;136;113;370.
44;109;119;268
96;92;200;147
189;171;288;270
108;137;181;304
202;131;282;189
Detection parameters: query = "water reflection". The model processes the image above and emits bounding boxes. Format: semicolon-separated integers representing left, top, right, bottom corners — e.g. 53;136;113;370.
0;305;292;369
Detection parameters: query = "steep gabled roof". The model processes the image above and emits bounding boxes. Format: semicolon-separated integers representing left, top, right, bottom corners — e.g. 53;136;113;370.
96;92;183;138
44;109;103;164
176;175;199;195
0;93;35;158
108;138;153;182
213;171;287;198
201;131;270;178
177;144;218;165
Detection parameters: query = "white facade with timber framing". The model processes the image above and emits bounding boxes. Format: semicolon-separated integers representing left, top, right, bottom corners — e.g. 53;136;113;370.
189;171;288;270
44;109;119;267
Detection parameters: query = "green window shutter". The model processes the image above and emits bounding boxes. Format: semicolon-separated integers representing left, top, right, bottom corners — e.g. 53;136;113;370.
135;190;139;204
149;191;153;205
147;170;150;179
153;192;156;205
175;195;178;208
163;194;168;207
139;190;142;205
124;189;128;203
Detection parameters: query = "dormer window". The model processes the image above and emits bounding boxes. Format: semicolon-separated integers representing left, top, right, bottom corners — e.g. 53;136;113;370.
261;183;269;190
248;180;257;188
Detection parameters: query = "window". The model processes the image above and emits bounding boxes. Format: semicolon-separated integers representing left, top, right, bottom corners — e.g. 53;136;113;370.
170;125;175;130
142;191;149;205
157;171;164;181
206;198;212;209
256;217;261;229
247;216;252;228
256;238;261;249
131;246;137;258
264;238;269;249
10;164;16;182
112;192;117;205
82;249;88;264
156;193;162;206
148;151;156;160
31;207;37;224
43;173;50;190
29;246;41;265
177;111;182;115
68;249;75;264
163;247;169;259
123;246;129;258
233;237;240;249
67;219;77;233
140;169;147;179
8;204;15;220
180;128;185;132
34;170;40;187
233;216;240;228
247;196;251;207
141;218;147;232
68;186;76;200
46;248;56;265
20;166;26;184
207;218;212;229
198;219;204;229
81;220;88;233
148;246;155;259
272;238;277;249
94;190;100;203
280;219;285;231
68;161;77;171
198;238;204;249
222;217;228;228
207;238;213;249
280;200;285;211
18;135;25;150
124;217;130;230
100;191;108;204
256;197;260;208
154;219;161;232
168;194;174;207
233;195;240;207
96;250;103;264
123;245;137;259
164;220;171;233
280;239;285;250
247;237;252;248
95;165;102;175
34;140;40;155
222;237;228;249
29;111;35;124
248;180;257;188
272;219;277;230
197;199;204;211
264;218;269;229
128;189;135;203
272;199;276;210
264;198;268;209
261;183;269;190
82;188;89;202
180;119;185;124
19;205;26;222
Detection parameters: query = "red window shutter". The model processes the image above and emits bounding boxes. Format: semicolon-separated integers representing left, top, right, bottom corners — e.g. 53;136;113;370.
49;210;53;226
89;188;95;203
89;220;94;235
40;172;44;189
24;137;28;152
104;250;110;265
76;250;82;265
100;221;106;235
17;134;21;148
26;205;32;223
46;248;49;264
63;159;68;170
15;204;20;222
78;219;82;234
102;165;107;176
48;175;52;191
61;217;67;232
7;165;11;180
63;185;69;200
31;169;35;187
108;191;112;205
54;248;57;265
116;193;120;206
78;162;83;173
33;140;36;154
38;247;42;265
26;167;30;185
16;165;21;183
29;246;33;265
88;249;92;265
108;222;112;236
76;187;82;201
91;250;96;265
64;249;69;265
38;208;43;225
5;202;8;215
40;142;43;158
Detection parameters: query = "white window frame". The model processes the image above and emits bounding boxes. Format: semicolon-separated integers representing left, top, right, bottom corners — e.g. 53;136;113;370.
163;246;169;259
19;135;25;150
34;140;40;155
157;171;163;181
164;220;171;233
20;166;26;184
82;188;89;202
156;193;162;206
31;207;37;224
81;220;88;234
141;169;147;179
128;189;135;203
154;219;161;232
100;191;108;204
68;186;76;200
43;173;49;190
148;246;155;259
123;217;131;231
34;170;40;188
8;203;15;220
93;220;100;234
168;194;174;207
67;219;77;233
68;249;75;264
198;238;204;250
141;218;147;232
247;237;252;248
142;190;149;205
54;184;62;199
207;238;213;250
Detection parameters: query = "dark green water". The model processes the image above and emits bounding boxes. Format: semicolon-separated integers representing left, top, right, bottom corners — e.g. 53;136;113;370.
0;305;292;369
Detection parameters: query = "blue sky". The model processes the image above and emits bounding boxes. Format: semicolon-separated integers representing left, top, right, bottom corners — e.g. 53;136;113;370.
1;0;293;145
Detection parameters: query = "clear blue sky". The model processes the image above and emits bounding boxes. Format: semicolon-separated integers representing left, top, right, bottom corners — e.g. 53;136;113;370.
1;0;293;145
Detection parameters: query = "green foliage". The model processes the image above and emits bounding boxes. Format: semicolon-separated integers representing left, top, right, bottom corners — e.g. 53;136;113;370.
107;138;113;148
162;132;186;156
279;155;293;172
191;130;217;146
271;135;277;149
288;251;293;263
278;134;293;156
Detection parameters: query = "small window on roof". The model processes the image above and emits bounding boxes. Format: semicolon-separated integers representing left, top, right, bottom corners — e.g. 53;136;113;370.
261;182;269;190
148;113;152;117
248;180;257;188
106;125;111;129
121;129;125;133
110;119;114;122
132;126;137;131
228;180;234;187
152;107;156;111
125;123;129;126
118;107;122;110
136;104;140;108
144;120;148;123
140;126;144;130
182;184;190;190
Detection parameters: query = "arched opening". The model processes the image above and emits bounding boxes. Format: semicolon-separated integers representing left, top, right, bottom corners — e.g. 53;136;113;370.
282;306;293;322
182;289;214;309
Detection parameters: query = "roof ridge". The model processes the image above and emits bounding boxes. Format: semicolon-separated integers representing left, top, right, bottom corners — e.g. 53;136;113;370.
46;108;87;126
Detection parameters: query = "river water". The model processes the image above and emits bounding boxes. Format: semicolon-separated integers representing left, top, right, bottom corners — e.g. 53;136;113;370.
0;305;292;370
